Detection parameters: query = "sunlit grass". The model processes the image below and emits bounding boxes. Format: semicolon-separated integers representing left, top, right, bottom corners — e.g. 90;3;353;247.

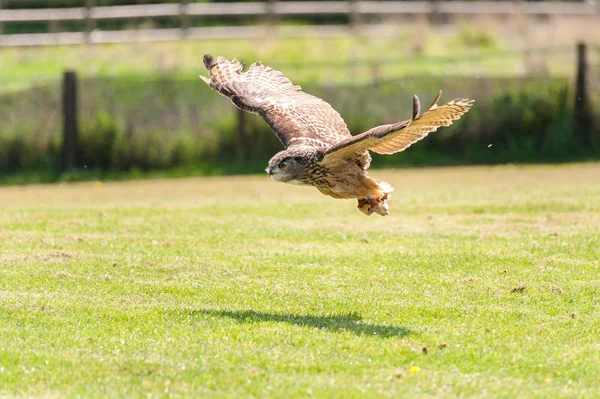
1;28;573;93
1;163;599;398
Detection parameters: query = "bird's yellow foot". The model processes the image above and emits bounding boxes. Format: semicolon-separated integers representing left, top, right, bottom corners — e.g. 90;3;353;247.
357;198;374;216
357;194;390;216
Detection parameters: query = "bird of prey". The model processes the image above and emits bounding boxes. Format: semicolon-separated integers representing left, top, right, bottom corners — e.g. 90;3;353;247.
201;54;473;216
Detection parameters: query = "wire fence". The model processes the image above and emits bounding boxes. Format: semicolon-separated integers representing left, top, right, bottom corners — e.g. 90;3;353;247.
0;44;599;179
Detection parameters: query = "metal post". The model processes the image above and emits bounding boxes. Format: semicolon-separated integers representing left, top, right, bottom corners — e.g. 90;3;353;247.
574;42;592;146
62;71;79;171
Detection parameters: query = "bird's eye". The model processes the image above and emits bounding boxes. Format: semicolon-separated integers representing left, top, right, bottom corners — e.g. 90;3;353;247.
279;162;287;169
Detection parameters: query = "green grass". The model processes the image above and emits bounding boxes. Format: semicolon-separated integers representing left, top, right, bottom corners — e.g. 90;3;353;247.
0;30;579;93
1;163;600;397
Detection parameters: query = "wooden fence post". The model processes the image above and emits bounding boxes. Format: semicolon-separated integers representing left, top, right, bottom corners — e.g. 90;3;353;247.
371;63;380;88
350;0;362;33
348;0;364;78
573;42;592;145
0;0;4;37
429;0;442;25
265;0;278;35
84;0;96;44
180;0;190;39
62;71;79;171
49;20;59;35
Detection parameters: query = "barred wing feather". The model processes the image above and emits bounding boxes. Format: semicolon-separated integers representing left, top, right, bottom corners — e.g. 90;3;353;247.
321;92;474;162
201;54;351;149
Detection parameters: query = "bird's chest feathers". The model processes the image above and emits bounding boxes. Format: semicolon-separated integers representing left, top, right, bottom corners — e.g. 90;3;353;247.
320;159;372;197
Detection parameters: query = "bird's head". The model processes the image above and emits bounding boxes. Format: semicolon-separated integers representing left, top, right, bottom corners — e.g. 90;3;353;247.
266;150;308;184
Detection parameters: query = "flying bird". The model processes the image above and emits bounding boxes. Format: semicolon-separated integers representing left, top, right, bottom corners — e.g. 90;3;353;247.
201;54;474;216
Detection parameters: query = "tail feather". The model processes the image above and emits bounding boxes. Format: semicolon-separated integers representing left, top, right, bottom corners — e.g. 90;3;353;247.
378;180;394;194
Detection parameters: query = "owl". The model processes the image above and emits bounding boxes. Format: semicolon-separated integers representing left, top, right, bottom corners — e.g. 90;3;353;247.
201;54;473;216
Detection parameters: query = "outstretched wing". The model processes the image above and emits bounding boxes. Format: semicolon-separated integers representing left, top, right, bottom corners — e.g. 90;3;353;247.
321;91;474;162
201;54;351;149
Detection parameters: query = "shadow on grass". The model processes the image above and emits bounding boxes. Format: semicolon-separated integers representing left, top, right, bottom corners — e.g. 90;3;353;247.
189;309;412;338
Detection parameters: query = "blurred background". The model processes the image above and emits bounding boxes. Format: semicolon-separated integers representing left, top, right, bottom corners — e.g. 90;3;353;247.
0;0;599;184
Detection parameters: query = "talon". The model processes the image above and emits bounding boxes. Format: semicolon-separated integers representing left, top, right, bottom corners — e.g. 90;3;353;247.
373;202;390;216
358;205;374;216
357;198;374;216
367;193;389;216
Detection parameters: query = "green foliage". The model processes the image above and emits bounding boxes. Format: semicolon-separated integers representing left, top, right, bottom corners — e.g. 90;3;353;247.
208;112;284;165
78;111;120;170
77;111;208;172
0;37;576;93
1;74;599;184
0;134;60;173
449;79;586;164
451;23;502;50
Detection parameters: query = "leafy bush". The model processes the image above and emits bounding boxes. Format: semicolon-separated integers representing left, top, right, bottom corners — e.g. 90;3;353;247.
1;74;599;184
0;134;60;173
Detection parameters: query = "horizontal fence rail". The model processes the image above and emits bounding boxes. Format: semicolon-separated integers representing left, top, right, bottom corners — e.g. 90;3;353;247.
0;1;599;46
1;1;599;23
0;25;424;46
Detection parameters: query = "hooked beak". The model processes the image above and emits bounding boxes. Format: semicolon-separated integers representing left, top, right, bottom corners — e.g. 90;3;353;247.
267;166;284;181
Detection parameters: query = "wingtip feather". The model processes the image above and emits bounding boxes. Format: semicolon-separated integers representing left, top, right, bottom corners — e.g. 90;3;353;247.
412;94;420;120
449;98;475;111
203;54;214;70
428;90;443;110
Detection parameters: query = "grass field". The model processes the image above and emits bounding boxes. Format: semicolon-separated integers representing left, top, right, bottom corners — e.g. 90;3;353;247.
0;31;580;93
1;163;600;398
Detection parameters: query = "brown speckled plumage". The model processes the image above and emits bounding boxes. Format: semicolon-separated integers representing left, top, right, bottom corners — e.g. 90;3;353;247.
201;54;474;216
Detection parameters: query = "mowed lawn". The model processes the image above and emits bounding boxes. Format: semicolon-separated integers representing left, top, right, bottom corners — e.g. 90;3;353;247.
1;163;599;398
